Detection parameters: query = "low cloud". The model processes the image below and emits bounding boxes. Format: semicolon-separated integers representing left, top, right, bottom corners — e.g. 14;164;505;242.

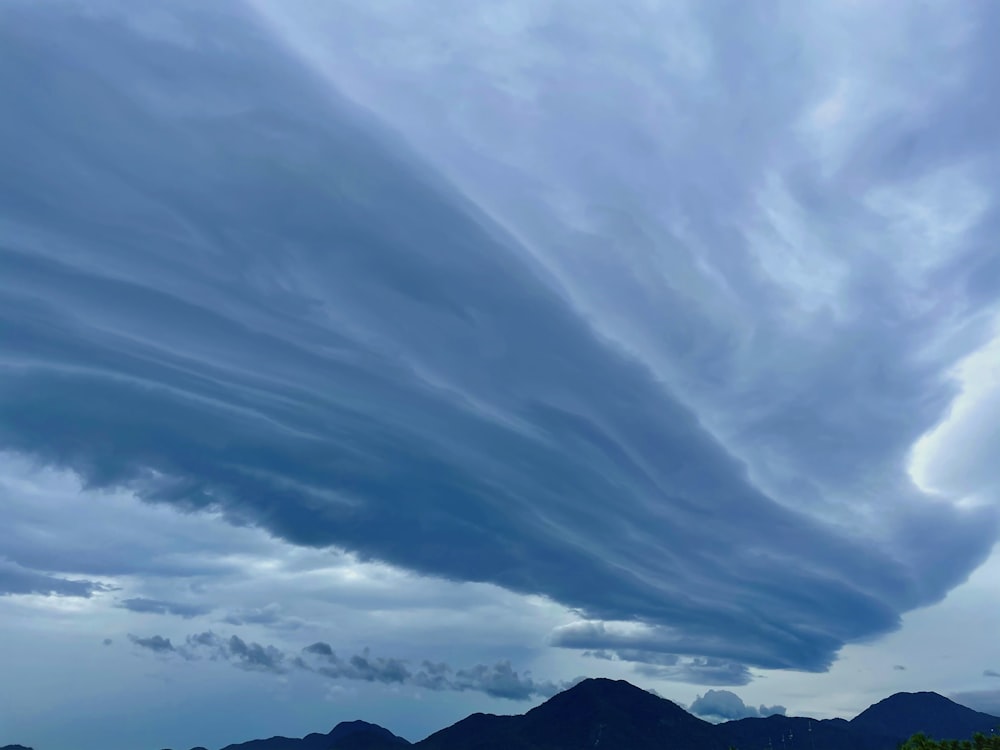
308;644;410;685
306;641;563;700
223;604;300;629
130;632;563;699
690;689;787;721
572;629;753;685
119;597;211;619
635;659;754;687
226;634;286;673
128;634;176;653
0;558;112;599
183;632;287;673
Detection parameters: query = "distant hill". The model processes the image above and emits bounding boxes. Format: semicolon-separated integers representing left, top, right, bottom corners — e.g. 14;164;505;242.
5;679;999;750
218;720;409;750
851;691;1000;742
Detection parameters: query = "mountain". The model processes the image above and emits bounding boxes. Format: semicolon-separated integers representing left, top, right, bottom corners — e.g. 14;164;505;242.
5;680;1000;750
851;691;1000;742
218;720;409;750
414;680;999;750
418;678;717;750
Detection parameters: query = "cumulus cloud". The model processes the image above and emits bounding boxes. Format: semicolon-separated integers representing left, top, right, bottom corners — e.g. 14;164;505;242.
119;597;210;619
2;0;999;681
690;690;787;721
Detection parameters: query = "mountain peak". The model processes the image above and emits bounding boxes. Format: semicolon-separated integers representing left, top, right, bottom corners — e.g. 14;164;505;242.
852;691;1000;740
417;677;716;750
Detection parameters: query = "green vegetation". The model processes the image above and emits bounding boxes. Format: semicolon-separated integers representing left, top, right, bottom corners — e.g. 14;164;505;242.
901;732;1000;750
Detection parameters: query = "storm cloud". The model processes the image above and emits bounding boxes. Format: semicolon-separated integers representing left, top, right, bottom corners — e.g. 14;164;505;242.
1;0;998;684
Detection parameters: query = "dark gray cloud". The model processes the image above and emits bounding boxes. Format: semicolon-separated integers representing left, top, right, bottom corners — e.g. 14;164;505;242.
635;660;754;688
690;690;787;721
893;665;907;671
1;0;998;681
179;631;286;673
119;597;211;619
0;558;110;598
128;634;176;653
581;646;752;686
142;632;561;699
303;642;334;657
102;638;113;646
985;669;1000;678
447;662;562;700
305;641;561;699
226;635;286;673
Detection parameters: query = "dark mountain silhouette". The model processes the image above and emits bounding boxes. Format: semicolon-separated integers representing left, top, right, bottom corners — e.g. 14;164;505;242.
218;720;409;750
851;691;1000;741
6;679;1000;750
418;677;716;750
412;680;1000;750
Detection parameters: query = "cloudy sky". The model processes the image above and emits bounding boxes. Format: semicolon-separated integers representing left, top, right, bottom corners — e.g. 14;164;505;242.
2;0;999;748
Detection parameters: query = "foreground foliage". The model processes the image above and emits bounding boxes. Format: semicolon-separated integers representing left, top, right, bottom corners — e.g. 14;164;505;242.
902;732;1000;750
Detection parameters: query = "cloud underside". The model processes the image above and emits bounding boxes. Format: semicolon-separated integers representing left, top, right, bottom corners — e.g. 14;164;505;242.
1;0;998;676
129;631;567;700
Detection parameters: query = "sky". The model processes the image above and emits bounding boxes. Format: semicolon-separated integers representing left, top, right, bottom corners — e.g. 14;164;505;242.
1;0;999;748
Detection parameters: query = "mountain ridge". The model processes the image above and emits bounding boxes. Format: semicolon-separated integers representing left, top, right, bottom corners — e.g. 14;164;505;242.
5;679;999;750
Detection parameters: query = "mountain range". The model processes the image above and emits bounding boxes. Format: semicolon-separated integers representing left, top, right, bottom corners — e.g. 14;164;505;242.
5;678;999;750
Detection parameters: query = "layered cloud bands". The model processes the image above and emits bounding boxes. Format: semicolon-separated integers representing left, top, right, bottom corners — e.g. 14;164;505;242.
1;0;998;677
